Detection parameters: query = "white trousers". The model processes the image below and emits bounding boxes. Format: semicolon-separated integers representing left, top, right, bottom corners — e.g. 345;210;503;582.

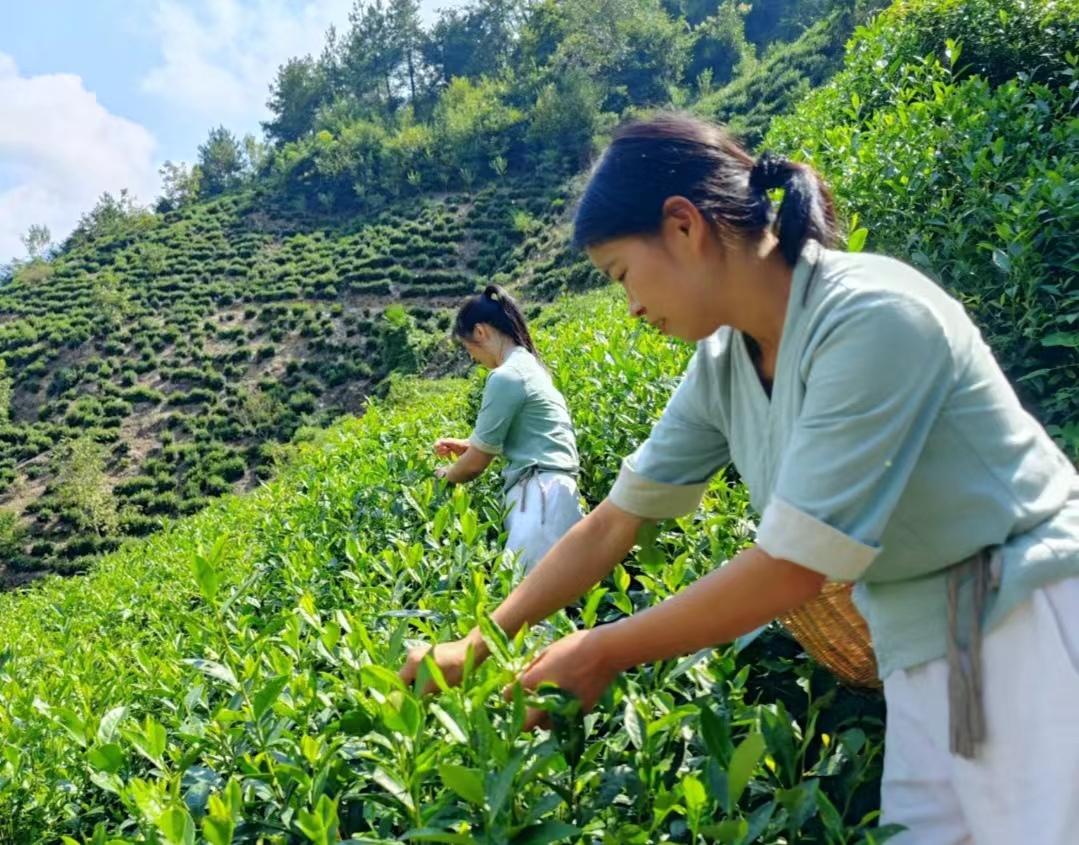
881;577;1079;844
504;472;584;576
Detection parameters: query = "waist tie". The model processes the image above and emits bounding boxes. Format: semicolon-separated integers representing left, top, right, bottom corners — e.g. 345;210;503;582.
515;466;549;526
946;546;1003;759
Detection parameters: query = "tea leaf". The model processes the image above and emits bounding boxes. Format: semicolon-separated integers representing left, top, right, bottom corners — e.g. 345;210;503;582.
96;706;127;744
155;806;196;845
439;764;485;805
511;821;581;844
727;732;766;809
183;659;239;690
252;674;289;720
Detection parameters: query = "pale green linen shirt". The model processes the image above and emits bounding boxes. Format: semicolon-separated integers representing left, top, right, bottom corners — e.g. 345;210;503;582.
609;240;1079;677
469;346;579;494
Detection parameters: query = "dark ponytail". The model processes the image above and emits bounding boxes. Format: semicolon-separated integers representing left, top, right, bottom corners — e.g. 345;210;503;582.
572;112;838;267
453;284;539;357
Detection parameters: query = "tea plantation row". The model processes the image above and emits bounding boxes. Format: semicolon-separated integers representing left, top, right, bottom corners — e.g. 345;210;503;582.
0;174;595;580
0;291;888;843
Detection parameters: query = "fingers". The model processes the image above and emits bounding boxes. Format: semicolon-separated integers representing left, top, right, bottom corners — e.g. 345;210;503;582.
523;707;550;732
502;680;551;732
503;649;545;702
501;652;553;732
398;645;429;685
434;439;468;454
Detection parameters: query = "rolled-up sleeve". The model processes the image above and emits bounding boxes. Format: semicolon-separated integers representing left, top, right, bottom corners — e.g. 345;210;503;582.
757;293;955;581
609;344;731;519
469;369;526;455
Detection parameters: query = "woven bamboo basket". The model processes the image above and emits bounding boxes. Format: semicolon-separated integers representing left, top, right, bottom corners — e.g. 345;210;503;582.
778;581;881;688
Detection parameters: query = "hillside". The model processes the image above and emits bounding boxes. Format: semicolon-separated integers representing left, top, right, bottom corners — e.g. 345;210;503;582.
0;0;871;583
0;174;596;582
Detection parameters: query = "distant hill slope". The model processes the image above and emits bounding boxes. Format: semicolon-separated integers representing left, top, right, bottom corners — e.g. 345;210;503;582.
0;174;598;581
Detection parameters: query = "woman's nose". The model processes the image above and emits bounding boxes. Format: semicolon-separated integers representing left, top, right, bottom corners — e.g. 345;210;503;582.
629;300;646;319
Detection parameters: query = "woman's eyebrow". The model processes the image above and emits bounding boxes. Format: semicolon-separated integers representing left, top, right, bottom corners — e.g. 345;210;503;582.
601;259;617;278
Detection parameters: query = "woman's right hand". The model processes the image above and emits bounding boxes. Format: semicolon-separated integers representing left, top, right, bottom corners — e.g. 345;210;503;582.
434;438;469;457
399;629;489;693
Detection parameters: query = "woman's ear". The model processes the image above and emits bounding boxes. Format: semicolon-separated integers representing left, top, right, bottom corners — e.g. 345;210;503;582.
660;196;709;256
661;196;699;233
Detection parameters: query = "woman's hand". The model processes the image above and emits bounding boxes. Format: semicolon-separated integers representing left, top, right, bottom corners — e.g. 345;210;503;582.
505;628;619;731
433;444;495;484
435;437;469;457
399;629;489;693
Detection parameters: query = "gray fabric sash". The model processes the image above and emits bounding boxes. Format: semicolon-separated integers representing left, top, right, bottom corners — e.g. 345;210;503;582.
946;546;1003;758
515;466;549;526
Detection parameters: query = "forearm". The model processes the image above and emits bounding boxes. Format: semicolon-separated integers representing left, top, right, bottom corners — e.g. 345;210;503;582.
595;546;826;673
471;500;642;650
441;445;493;483
443;461;483;483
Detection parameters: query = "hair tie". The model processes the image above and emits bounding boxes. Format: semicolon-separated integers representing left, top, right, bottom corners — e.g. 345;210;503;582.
749;152;794;192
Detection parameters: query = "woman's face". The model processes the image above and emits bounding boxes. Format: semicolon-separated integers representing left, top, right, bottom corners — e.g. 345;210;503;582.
585;199;731;343
458;324;501;369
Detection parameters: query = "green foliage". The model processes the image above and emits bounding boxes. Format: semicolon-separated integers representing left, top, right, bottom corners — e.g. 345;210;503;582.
65;190;153;252
0;291;889;842
564;0;691;110
0;9;1069;838
197;127;247;197
859;0;1079;87
156;161;201;213
695;11;854;146
337;0;425;114
527;71;603;164
379;305;423;374
263;56;329;145
0;509;25;563
255;0;859;207
423;0;518;83
20;224;52;261
50;436;119;537
435;78;525;179
687;1;756;88
767;0;1079;450
0;361;9;424
0;174;569;576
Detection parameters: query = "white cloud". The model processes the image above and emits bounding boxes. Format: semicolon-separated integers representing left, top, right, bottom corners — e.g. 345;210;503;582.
139;0;465;127
139;0;353;125
0;53;159;264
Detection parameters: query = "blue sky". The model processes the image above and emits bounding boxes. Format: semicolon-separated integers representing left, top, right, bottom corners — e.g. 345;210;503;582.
0;0;462;262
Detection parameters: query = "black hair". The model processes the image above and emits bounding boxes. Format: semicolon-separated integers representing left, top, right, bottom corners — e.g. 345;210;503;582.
453;284;538;357
572;112;838;266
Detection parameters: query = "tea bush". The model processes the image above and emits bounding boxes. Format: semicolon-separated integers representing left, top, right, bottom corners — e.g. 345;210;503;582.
766;0;1079;454
0;291;888;843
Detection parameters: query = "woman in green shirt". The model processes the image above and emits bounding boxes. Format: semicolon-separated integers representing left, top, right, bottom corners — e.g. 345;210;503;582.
434;284;584;577
405;115;1079;841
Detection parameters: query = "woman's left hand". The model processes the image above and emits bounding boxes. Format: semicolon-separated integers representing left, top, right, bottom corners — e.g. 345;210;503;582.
434;466;449;479
504;628;619;731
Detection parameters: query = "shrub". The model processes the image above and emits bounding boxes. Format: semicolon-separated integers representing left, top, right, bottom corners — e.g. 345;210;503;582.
767;1;1078;450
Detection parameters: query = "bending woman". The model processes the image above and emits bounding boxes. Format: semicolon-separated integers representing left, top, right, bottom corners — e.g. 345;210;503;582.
404;115;1079;842
433;284;584;576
